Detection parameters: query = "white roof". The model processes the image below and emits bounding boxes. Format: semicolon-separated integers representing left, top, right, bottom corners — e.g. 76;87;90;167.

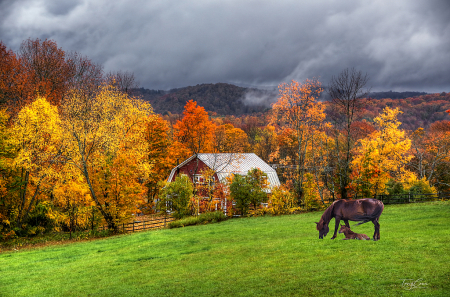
168;153;281;189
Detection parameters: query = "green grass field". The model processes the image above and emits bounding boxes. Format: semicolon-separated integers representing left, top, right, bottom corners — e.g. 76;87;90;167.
1;201;449;296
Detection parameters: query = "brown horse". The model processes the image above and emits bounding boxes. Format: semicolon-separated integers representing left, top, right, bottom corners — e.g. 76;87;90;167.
315;198;384;241
338;224;370;240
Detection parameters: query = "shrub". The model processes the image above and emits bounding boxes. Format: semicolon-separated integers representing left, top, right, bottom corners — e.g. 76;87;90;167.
302;173;321;211
386;180;407;195
408;178;435;194
168;211;227;229
269;186;296;215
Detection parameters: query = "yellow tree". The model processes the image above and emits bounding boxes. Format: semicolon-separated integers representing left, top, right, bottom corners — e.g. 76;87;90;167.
351;107;415;196
253;125;278;163
308;124;336;203
61;84;153;231
213;123;249;153
0;109;15;235
271;79;325;203
52;164;92;235
9;97;64;227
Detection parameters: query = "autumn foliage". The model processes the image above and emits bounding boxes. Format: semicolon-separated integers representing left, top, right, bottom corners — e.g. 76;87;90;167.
0;38;449;241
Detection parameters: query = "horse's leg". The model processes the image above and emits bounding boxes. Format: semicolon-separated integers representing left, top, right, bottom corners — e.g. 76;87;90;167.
372;219;380;241
344;219;350;228
331;217;341;239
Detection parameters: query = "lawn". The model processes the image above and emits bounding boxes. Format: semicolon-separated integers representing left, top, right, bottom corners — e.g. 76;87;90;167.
1;201;449;296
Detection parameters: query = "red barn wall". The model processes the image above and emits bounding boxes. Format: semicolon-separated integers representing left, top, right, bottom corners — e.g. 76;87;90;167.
170;158;219;182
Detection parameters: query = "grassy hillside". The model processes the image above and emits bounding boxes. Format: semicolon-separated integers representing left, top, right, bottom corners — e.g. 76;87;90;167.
1;201;449;296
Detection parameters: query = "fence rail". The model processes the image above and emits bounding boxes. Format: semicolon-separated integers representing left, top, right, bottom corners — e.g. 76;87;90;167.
98;215;174;233
303;192;450;208
97;192;450;232
374;192;450;205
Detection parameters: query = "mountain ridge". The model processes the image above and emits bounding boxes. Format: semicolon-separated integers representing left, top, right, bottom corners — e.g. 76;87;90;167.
134;82;432;116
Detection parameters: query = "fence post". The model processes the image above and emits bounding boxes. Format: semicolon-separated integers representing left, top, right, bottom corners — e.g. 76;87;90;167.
91;207;95;231
164;216;167;228
143;220;145;231
123;223;125;232
132;221;135;232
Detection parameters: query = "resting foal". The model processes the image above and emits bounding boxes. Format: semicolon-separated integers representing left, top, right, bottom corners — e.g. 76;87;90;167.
338;225;370;240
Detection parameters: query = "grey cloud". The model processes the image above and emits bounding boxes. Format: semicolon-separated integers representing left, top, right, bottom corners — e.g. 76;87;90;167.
1;0;449;92
242;89;278;107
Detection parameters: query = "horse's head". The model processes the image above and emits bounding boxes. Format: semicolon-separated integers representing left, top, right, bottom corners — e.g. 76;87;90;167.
338;224;349;234
315;221;329;239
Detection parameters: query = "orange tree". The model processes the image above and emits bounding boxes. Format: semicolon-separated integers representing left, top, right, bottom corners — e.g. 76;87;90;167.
19;38;72;107
0;41;32;114
213;123;249;153
173;100;215;158
144;114;180;211
409;122;450;191
173;100;216;190
271;79;325;204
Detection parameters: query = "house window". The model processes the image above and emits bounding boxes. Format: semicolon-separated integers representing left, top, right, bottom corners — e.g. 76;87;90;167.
209;176;216;187
193;174;203;184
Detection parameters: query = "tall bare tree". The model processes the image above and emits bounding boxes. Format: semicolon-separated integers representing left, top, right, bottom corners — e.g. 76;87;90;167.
106;70;138;95
328;68;370;199
66;52;104;100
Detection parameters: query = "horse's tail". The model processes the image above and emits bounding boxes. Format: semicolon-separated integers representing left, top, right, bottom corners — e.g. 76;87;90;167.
354;220;369;226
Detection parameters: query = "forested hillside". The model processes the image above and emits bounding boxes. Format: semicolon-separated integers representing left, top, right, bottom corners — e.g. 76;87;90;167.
357;92;450;131
136;84;449;131
134;83;273;115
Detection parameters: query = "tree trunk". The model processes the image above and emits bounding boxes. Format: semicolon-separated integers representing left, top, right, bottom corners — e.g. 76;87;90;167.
82;163;117;232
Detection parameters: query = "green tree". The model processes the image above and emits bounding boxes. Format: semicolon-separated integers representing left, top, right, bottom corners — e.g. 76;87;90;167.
230;168;268;216
159;174;194;219
230;174;251;216
246;168;269;209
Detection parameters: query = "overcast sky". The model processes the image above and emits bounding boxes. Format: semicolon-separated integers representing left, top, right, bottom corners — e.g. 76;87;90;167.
1;0;449;92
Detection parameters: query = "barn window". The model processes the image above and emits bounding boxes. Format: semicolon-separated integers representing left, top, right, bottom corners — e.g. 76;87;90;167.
193;174;203;184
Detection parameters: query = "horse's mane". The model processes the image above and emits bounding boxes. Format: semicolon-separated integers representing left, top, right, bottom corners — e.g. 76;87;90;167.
316;201;335;230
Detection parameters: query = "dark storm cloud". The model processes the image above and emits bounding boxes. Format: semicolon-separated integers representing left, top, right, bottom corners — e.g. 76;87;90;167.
1;0;449;92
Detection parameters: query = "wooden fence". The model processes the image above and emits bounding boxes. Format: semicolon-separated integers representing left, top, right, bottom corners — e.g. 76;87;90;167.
98;215;174;233
303;192;450;207
97;192;450;232
374;192;450;205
